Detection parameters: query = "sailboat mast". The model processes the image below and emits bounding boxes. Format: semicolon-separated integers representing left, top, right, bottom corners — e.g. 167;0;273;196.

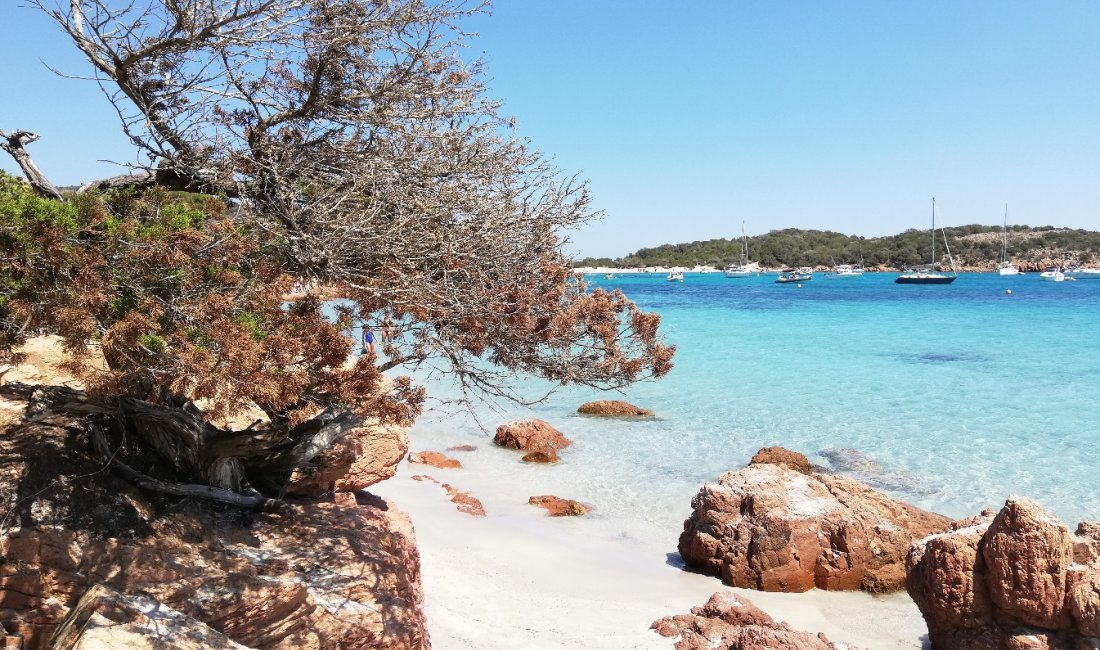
931;197;936;267
741;220;748;266
1002;204;1009;263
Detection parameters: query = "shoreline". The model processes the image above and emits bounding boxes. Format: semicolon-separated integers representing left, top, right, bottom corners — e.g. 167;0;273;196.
370;421;930;649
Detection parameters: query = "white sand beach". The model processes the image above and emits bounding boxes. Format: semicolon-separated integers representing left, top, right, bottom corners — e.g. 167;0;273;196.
371;447;930;649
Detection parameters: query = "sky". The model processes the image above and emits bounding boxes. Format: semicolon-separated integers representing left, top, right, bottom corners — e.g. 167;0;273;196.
2;2;1099;258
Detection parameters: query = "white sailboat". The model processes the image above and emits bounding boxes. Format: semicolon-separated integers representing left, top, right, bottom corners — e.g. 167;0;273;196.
724;222;753;278
896;198;958;285
997;204;1019;276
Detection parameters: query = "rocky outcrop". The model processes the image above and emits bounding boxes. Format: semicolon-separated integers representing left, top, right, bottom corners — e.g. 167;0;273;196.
651;591;848;649
446;444;477;452
749;446;813;474
50;584;250;649
0;403;429;649
678;450;950;593
286;422;409;496
493;419;571;453
408;450;462;469
906;497;1100;649
528;496;589;517
577;400;653;417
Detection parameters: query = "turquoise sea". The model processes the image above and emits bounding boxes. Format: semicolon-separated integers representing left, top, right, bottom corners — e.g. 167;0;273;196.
393;271;1100;552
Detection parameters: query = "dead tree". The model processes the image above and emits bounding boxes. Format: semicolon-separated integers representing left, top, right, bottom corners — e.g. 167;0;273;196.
1;1;675;508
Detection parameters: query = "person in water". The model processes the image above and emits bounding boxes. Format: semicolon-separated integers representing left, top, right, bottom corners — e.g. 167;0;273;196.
362;325;376;356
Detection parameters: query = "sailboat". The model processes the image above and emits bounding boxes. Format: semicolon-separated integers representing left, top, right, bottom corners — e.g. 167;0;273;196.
724;221;753;278
896;198;958;285
997;204;1019;276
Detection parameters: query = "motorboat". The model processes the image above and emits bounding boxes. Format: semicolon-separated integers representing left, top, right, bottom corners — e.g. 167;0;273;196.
896;198;958;285
833;263;864;278
1066;266;1100;280
724;221;754;278
1040;266;1065;282
997;204;1019;276
775;268;812;284
667;270;684;282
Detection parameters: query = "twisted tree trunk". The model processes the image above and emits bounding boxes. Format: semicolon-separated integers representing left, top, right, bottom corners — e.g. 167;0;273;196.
0;130;63;200
1;382;363;509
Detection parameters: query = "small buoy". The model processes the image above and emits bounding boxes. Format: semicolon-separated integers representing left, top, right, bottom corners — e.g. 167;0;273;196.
797;283;803;288
1005;289;1012;295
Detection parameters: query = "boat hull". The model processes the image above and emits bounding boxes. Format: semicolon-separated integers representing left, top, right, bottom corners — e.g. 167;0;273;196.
895;275;957;284
724;271;751;278
1068;269;1100;279
997;267;1019;276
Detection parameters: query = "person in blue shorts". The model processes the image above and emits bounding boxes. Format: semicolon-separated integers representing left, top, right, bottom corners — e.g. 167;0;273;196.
362;325;376;356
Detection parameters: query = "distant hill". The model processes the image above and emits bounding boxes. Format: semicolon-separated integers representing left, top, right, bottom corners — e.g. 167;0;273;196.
575;225;1100;271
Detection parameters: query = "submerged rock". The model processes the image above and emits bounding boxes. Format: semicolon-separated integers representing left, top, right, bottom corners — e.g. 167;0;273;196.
408;450;463;469
521;449;559;464
907;497;1100;648
749;446;813;474
678;449;950;593
576;400;653;417
528;495;589;517
494;419;571;452
651;591;848;649
442;484;486;517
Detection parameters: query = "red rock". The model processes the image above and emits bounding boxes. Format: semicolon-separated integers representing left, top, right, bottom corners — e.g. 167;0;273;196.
748;446;813;474
287;423;409;496
493;419;571;452
528;496;589;517
446;444;477;452
408;450;462;469
651;591;846;649
906;497;1100;649
409;474;438;483
442;484;486;517
51;583;250;649
521;449;559;464
577;400;653;417
983;498;1073;629
678;459;950;593
0;416;430;650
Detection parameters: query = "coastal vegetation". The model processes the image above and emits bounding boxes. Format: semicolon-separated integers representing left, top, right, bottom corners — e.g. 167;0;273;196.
576;225;1100;269
0;0;671;509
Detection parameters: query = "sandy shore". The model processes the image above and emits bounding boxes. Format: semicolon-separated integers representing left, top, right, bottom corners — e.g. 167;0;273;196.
371;447;930;649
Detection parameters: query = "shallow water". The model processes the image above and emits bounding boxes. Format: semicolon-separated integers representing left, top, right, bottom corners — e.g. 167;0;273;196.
386;271;1100;555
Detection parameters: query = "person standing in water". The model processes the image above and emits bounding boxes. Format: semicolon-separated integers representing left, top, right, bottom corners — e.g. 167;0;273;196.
362;324;376;356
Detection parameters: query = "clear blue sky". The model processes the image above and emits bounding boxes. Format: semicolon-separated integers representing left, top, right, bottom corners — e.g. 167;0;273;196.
3;2;1099;258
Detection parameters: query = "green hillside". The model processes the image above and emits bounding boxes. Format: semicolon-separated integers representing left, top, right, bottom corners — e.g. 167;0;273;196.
575;225;1100;269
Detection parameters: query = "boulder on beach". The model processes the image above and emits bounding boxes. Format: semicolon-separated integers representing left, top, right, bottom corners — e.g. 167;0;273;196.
577;400;653;417
287;423;409;496
494;419;571;452
906;496;1100;648
528;495;589;517
651;591;847;649
678;447;950;593
446;444;478;452
408;450;463;469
